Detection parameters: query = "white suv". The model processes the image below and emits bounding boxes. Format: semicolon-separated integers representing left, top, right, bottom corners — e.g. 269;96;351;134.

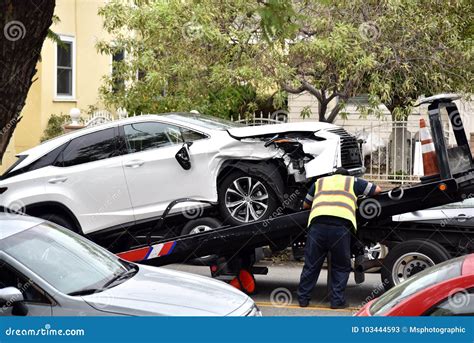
0;113;363;237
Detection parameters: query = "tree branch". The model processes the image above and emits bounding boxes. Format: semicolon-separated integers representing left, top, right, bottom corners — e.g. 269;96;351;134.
300;79;322;101
280;82;305;94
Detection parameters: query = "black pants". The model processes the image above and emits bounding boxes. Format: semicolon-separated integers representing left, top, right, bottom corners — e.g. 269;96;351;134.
297;221;352;306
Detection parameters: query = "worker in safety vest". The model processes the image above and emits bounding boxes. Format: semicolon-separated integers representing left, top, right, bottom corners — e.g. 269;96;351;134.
297;167;381;309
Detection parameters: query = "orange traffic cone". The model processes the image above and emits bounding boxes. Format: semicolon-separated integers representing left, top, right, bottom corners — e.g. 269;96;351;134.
230;276;241;290
238;270;256;295
420;119;440;176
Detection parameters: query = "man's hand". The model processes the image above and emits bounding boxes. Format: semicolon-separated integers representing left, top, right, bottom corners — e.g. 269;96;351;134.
303;202;311;210
374;185;382;195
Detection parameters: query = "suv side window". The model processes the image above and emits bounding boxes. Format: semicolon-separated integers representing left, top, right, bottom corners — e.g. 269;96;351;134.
2;143;67;180
424;288;474;316
123;122;183;153
180;127;207;142
56;128;117;167
0;261;50;304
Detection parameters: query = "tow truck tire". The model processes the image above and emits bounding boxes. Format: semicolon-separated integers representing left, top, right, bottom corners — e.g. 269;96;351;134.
381;239;451;290
181;217;222;236
218;170;278;226
181;217;222;265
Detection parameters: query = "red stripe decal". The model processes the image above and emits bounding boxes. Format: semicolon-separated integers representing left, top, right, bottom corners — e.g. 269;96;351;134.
159;242;175;256
117;247;151;262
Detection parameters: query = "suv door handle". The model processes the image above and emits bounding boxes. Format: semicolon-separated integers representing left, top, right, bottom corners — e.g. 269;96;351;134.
455;214;470;221
124;160;145;168
48;176;68;184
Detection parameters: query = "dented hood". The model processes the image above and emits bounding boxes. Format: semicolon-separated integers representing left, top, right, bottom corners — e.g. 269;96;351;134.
227;121;339;138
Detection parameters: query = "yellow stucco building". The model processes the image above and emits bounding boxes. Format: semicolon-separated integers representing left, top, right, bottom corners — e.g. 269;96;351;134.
1;0;111;172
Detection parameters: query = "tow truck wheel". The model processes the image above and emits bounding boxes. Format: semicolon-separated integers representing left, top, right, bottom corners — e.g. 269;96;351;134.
181;217;222;235
181;217;222;265
381;239;450;290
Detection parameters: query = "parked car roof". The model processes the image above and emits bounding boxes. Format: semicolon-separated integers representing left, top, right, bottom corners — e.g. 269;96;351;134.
0;213;44;240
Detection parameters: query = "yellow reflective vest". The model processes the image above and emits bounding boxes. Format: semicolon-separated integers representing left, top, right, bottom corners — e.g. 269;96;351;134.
307;174;357;230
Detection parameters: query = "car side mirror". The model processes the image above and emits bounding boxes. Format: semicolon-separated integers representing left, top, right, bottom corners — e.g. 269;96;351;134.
175;143;192;170
0;287;24;306
0;287;28;316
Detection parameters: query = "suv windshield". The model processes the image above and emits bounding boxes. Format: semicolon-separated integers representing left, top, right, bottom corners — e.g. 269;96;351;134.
1;223;132;295
164;113;243;130
370;257;463;315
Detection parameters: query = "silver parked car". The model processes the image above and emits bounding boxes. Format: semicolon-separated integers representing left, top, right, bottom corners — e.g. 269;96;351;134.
0;213;260;316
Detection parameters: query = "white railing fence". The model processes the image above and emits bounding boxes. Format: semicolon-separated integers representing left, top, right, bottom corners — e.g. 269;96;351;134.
342;120;450;184
232;110;288;126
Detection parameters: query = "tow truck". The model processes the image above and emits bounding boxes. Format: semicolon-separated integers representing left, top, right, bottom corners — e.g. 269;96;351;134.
94;95;474;292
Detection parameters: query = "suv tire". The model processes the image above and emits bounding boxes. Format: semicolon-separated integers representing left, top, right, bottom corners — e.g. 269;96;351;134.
218;170;278;226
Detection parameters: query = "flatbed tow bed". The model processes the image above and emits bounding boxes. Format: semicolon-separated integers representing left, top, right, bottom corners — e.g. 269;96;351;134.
116;95;474;291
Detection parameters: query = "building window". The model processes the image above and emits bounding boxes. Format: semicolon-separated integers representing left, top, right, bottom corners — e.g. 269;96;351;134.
112;49;125;93
56;35;75;99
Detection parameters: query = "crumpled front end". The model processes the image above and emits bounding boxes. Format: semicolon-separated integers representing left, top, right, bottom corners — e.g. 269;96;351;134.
222;126;364;183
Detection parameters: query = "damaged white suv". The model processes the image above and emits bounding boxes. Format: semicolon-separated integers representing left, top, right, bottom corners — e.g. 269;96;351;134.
0;113;363;236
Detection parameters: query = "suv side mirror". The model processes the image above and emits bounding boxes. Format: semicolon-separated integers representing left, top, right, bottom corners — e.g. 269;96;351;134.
175;143;192;170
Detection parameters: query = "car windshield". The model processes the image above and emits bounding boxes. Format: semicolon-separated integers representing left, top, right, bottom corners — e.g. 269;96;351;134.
164;113;243;130
370;256;463;316
1;223;131;295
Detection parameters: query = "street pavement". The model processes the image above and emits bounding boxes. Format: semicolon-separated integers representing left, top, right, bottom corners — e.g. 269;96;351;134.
165;260;385;316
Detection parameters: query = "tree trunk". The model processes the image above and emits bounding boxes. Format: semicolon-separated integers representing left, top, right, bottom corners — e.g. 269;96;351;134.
0;0;55;161
318;101;328;122
326;99;345;124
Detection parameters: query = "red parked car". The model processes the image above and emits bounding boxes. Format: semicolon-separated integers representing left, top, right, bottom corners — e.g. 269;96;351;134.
356;254;474;316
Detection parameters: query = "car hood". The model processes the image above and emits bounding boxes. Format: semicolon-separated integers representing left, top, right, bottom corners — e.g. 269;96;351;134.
82;265;251;316
227;121;338;138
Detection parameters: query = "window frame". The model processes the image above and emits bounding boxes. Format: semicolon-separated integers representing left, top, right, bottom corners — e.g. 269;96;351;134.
110;48;126;94
121;121;183;154
54;127;120;168
54;34;76;101
0;260;55;306
119;121;210;155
